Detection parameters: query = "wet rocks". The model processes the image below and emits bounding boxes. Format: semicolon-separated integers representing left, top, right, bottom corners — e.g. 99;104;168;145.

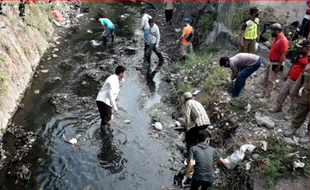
11;163;32;181
50;93;69;113
255;113;275;129
5;124;38;181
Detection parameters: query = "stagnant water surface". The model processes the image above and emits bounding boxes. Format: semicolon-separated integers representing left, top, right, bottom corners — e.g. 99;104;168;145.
1;2;173;189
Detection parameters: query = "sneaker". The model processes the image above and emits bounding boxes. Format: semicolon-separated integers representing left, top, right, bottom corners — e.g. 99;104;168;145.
284;114;294;120
298;132;309;144
269;106;282;113
283;126;298;137
255;93;264;98
259;97;271;103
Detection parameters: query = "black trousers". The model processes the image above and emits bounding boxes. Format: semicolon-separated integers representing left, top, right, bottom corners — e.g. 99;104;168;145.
185;124;208;152
300;18;309;38
96;101;112;125
165;9;173;22
190;178;213;190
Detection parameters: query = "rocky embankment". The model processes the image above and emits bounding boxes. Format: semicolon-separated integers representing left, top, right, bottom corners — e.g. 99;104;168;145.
0;1;86;139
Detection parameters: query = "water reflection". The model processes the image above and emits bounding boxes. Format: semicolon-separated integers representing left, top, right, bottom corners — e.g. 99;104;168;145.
97;128;124;174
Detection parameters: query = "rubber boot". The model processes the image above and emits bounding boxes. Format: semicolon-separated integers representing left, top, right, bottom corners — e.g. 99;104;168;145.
111;34;114;44
144;44;149;58
102;36;107;47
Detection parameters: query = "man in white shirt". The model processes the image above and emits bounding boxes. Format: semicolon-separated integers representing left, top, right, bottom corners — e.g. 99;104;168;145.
140;11;152;58
146;19;164;67
96;66;126;128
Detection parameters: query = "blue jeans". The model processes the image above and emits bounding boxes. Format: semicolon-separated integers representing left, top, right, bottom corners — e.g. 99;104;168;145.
144;29;150;45
103;25;115;37
232;59;262;97
146;43;163;64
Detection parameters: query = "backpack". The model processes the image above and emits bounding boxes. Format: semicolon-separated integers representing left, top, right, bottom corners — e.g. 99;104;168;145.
185;32;193;42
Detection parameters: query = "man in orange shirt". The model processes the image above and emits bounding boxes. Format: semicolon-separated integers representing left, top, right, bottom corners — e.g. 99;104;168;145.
177;18;194;57
256;23;289;102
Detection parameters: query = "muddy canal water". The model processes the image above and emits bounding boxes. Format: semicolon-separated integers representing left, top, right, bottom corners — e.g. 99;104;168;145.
1;2;174;189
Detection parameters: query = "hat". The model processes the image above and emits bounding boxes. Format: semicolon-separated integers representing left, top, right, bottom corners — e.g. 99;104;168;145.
182;92;192;101
296;39;309;48
184;18;190;23
250;7;259;14
270;23;282;31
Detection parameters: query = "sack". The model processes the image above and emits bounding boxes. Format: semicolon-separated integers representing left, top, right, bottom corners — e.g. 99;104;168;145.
185;32;193;42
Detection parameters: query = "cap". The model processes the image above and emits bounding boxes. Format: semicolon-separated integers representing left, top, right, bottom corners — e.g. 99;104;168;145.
296;39;309;48
182;92;192;101
250;7;259;14
184;18;190;23
270;23;282;31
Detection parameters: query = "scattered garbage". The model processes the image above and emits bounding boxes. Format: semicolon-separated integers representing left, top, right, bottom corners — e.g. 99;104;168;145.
245;162;251;170
69;138;77;144
259;141;268;151
175;121;181;127
224;144;256;170
124;120;130;124
255;112;275;129
91;40;102;46
293;160;305;170
87;30;93;34
152;122;163;131
246;103;251;113
34;90;40;94
50;10;63;22
174;28;181;33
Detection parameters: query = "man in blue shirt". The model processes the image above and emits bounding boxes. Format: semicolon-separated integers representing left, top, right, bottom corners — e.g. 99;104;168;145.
97;17;115;46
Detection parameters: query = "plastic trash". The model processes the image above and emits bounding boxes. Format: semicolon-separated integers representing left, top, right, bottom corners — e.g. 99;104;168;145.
225;144;256;170
246;103;251;113
152;122;163;131
51;10;63;22
293;160;305;170
69;138;77;144
124;120;130;124
255;42;259;52
240;144;256;152
246;162;251;170
259;141;267;151
175;121;181;127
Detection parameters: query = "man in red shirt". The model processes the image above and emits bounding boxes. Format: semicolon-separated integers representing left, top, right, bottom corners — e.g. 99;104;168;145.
269;40;309;120
256;23;289;102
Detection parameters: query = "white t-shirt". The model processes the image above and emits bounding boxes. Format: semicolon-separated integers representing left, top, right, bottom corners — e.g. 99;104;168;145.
96;74;123;107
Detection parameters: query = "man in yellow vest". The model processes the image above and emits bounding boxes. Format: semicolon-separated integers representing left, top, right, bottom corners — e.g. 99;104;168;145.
239;7;260;54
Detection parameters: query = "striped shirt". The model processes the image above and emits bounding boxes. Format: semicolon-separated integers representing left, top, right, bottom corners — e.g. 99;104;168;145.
184;99;210;130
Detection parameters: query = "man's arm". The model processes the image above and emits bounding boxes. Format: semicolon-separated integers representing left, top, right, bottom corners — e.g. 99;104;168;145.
275;52;287;73
184;159;194;178
108;82;117;111
102;25;106;31
156;26;160;46
141;17;145;30
230;65;238;81
239;23;246;47
284;63;294;81
290;69;305;97
219;158;228;165
185;104;191;129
